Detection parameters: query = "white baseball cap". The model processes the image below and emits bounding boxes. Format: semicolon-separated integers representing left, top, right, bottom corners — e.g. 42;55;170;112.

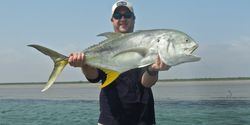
112;0;134;15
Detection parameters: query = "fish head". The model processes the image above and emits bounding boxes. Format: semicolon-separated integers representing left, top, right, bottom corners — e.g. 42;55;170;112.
158;30;201;66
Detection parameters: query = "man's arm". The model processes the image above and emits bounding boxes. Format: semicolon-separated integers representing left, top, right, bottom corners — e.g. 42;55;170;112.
141;55;170;88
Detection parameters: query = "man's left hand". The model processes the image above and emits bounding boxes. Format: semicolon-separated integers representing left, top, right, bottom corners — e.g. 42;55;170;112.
149;55;171;71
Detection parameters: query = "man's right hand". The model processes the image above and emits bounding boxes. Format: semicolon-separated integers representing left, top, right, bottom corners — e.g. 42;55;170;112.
68;52;86;67
69;52;99;80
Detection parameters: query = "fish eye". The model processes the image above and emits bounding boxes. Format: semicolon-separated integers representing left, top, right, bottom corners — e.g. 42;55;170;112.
186;39;189;42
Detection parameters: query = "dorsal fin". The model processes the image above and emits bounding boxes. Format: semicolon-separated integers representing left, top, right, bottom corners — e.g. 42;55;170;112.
97;32;124;39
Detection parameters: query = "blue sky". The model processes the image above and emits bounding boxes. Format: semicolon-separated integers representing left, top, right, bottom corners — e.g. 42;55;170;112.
0;0;250;83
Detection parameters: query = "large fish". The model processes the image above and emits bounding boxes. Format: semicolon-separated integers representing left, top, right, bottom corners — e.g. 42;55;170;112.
28;29;200;92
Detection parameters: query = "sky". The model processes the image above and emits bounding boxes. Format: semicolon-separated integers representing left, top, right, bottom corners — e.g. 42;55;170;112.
0;0;250;83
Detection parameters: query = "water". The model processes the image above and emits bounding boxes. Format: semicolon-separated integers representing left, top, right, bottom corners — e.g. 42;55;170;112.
155;100;250;125
1;99;250;125
0;99;99;125
1;80;250;125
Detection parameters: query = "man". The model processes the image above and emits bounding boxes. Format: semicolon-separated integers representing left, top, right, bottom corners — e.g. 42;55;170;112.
68;1;169;125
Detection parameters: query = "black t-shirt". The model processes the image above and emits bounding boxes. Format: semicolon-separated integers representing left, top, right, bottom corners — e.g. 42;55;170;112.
88;68;155;125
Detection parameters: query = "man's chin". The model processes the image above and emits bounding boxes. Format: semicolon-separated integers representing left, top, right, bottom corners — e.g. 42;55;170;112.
119;26;129;32
119;27;129;33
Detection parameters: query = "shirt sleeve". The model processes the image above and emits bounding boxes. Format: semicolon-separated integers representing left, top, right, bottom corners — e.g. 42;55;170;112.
86;69;106;83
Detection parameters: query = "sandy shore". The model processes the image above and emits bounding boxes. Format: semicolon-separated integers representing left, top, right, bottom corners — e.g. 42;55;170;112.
0;80;250;100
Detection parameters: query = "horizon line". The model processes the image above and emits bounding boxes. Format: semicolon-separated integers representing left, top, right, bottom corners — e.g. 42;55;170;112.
1;77;250;85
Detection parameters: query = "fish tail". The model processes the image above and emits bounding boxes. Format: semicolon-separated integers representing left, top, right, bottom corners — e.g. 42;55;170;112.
28;44;68;92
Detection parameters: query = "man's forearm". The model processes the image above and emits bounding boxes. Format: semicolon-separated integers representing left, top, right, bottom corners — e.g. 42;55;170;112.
81;65;99;80
141;67;159;88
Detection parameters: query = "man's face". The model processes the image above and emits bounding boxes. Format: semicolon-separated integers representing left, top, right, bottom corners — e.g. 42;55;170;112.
111;6;135;33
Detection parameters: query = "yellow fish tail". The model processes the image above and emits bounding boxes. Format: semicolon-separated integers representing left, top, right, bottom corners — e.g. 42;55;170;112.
28;44;68;92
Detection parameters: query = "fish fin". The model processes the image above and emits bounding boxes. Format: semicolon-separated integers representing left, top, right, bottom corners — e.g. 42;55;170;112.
138;63;152;68
42;59;68;92
113;48;148;58
99;68;120;88
97;32;124;39
28;44;69;92
111;48;149;67
135;30;146;32
28;44;68;63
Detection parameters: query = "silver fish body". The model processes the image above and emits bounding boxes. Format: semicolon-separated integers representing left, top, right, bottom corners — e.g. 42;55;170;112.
28;29;200;91
84;29;200;72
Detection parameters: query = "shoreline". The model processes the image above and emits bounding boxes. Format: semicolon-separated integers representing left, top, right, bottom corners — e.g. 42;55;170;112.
1;77;250;85
0;80;250;101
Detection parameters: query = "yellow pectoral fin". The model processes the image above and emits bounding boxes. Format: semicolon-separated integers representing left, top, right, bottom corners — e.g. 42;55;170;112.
99;68;120;88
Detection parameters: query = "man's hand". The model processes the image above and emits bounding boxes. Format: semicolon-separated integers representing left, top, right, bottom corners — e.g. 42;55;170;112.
141;55;170;88
68;52;98;80
149;55;171;71
68;52;86;67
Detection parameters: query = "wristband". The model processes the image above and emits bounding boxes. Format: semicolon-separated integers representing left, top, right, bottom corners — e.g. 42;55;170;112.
146;66;158;76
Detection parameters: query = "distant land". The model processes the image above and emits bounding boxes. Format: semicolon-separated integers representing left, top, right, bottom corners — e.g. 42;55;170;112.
0;77;250;85
158;77;250;82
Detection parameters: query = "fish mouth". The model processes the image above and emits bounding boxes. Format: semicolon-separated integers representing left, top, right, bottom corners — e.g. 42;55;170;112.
190;45;198;54
185;45;198;55
186;45;201;61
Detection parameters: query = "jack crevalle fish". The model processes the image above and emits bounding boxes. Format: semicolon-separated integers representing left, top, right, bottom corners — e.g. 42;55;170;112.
28;29;201;92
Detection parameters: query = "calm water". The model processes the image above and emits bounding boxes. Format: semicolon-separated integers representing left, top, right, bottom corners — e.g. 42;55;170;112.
1;99;250;125
1;80;250;125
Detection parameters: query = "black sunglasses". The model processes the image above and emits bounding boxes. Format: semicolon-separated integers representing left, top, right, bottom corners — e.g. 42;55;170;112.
113;12;133;19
